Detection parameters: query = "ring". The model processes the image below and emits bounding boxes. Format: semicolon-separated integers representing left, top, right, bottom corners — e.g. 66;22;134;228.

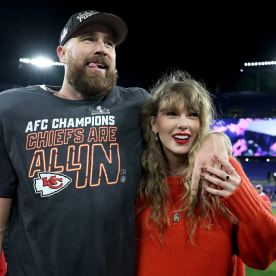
227;170;234;175
226;175;230;181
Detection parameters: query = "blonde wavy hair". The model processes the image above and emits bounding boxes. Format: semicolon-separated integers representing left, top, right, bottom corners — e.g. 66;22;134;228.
137;70;231;241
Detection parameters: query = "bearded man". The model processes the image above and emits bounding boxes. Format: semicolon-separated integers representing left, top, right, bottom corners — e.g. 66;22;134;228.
0;10;229;276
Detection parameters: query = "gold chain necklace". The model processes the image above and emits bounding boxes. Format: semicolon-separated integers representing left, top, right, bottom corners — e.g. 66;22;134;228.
170;197;180;223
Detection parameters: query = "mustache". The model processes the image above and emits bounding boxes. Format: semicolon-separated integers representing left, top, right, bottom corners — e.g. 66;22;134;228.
85;56;111;68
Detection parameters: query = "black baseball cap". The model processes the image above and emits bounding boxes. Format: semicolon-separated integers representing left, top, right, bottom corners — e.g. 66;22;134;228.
59;10;128;46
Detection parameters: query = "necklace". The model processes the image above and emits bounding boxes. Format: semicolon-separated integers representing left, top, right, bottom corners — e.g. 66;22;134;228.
170;197;180;223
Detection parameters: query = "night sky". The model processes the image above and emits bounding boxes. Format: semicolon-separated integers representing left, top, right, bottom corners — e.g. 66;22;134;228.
2;1;276;92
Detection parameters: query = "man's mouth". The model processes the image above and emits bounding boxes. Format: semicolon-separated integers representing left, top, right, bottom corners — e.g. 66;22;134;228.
87;62;107;70
85;56;110;71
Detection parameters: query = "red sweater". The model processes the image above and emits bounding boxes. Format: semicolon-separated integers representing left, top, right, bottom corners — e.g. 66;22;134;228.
135;157;276;276
0;251;6;276
260;193;272;209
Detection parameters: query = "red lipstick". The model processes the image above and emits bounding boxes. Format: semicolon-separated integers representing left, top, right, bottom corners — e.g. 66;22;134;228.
172;133;191;144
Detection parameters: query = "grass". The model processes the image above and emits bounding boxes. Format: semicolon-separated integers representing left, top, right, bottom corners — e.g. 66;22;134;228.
245;207;276;275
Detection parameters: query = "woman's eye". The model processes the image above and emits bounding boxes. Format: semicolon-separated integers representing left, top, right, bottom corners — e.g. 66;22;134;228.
166;111;177;116
190;112;199;117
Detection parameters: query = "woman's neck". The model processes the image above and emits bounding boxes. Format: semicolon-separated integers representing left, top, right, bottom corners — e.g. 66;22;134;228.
167;156;187;176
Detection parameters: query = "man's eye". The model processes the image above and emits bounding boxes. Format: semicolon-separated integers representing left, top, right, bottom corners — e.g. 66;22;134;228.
105;41;115;48
84;37;94;42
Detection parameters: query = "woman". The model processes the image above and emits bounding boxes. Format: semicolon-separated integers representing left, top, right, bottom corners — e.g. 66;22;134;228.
135;71;276;276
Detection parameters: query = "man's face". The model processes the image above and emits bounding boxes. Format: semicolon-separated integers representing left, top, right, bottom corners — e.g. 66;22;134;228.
256;187;262;194
63;25;118;98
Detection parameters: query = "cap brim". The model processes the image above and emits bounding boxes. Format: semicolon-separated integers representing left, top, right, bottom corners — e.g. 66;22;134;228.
72;12;128;46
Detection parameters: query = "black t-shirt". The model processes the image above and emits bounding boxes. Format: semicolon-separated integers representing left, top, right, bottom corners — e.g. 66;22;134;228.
0;85;149;276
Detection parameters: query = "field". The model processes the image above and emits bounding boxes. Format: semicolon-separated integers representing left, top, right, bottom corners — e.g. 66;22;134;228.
245;208;276;275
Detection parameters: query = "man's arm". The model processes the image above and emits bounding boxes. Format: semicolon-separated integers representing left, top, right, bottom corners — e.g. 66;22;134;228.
191;132;231;197
0;198;12;252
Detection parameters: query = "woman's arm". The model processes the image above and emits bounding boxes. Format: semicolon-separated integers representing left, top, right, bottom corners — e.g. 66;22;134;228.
202;156;276;269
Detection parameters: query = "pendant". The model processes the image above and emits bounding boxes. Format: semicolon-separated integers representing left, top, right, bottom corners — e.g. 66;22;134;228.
174;213;180;223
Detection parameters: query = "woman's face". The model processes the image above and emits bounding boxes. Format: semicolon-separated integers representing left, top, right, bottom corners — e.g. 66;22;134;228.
151;99;200;163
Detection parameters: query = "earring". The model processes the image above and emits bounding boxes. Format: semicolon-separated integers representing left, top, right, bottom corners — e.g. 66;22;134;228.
154;133;159;141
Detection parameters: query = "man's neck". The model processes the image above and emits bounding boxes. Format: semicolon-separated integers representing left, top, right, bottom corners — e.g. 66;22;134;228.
55;82;86;100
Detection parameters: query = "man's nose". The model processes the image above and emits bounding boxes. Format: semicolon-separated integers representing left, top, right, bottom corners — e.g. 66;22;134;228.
94;40;107;56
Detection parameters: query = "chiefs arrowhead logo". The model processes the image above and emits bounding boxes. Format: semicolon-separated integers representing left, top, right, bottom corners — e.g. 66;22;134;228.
33;172;72;197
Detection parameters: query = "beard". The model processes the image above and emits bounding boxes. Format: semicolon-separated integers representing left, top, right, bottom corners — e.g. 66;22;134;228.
66;54;118;98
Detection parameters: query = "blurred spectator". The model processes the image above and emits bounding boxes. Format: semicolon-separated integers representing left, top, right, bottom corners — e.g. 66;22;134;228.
255;185;272;208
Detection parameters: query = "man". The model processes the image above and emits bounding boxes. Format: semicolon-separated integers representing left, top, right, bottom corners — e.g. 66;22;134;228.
256;184;272;208
0;10;228;275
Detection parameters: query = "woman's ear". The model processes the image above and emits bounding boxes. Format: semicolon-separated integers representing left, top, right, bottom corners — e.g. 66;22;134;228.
150;116;158;134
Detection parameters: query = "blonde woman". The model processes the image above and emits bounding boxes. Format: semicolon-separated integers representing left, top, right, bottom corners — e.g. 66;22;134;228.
135;71;276;276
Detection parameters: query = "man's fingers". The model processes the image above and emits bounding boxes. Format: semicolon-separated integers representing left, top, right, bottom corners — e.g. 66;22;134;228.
185;168;192;182
191;166;201;196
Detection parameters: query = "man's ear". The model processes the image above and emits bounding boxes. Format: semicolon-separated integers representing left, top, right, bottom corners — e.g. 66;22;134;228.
57;46;66;64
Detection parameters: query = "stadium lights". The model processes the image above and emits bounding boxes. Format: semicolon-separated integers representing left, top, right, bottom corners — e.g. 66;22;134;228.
19;57;63;68
244;61;276;67
240;60;276;72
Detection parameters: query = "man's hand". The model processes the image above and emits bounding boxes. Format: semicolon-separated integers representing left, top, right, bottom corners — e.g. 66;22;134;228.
0;197;12;252
190;132;230;198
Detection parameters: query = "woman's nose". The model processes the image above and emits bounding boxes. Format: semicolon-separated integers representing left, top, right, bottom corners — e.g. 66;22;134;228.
178;122;188;130
178;116;188;130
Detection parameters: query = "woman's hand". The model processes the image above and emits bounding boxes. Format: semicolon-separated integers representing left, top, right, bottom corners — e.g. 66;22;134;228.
201;155;241;198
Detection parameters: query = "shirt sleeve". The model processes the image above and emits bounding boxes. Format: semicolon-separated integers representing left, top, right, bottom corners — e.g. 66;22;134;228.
221;157;276;270
0;132;17;197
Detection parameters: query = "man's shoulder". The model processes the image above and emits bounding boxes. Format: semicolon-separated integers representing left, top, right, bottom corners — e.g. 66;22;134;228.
0;85;45;97
114;85;148;93
112;85;150;101
0;85;49;111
